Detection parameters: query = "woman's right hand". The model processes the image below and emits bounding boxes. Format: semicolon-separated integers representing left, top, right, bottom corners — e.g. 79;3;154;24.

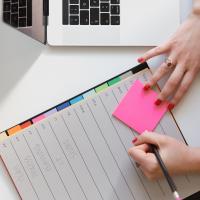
128;131;200;180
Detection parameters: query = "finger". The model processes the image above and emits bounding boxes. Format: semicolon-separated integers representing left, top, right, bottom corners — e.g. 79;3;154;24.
171;71;195;105
158;65;186;101
134;144;151;152
149;62;173;86
138;43;171;62
128;148;148;165
133;131;165;147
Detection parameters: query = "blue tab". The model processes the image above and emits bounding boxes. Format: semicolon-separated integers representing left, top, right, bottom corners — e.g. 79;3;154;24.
56;102;70;111
70;95;83;105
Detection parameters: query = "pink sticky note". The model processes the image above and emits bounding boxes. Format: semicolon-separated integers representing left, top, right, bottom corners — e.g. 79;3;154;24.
113;80;168;134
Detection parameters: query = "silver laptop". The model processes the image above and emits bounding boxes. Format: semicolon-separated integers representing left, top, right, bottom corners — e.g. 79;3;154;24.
2;0;180;45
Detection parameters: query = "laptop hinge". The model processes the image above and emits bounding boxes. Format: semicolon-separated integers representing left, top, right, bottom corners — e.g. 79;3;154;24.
43;0;49;44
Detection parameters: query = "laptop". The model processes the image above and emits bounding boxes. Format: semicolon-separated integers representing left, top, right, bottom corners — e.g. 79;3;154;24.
2;0;180;45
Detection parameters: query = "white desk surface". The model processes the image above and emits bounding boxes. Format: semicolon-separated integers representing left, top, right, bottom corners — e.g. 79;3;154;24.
1;0;200;199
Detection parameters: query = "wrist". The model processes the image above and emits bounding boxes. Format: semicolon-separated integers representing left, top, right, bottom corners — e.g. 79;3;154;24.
186;147;200;173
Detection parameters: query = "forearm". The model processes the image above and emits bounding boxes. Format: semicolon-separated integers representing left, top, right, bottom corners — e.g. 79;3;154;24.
193;0;200;15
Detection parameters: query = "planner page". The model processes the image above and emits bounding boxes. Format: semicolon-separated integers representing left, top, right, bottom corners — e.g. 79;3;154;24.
0;68;200;200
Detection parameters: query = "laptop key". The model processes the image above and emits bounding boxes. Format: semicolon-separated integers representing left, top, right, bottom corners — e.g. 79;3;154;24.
19;0;26;7
100;3;109;12
70;5;79;14
70;15;79;25
80;0;89;9
111;0;119;4
100;13;109;25
11;13;18;27
90;8;99;25
19;17;26;27
11;3;18;13
70;0;79;3
111;5;119;14
80;10;89;25
19;7;26;17
3;2;10;11
3;12;10;23
90;0;99;7
111;15;119;25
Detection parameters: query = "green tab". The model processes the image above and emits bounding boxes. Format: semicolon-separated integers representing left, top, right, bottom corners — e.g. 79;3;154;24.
95;83;108;93
108;76;121;86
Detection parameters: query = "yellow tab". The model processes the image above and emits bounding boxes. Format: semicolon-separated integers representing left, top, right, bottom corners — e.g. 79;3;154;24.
7;125;21;136
0;132;8;142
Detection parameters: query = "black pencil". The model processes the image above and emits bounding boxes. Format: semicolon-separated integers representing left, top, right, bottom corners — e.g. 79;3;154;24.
150;144;182;200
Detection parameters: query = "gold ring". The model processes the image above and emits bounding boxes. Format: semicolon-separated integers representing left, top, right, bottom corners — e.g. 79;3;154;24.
165;58;176;68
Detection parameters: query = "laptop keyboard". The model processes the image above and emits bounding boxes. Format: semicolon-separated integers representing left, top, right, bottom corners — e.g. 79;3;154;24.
3;0;32;28
63;0;120;25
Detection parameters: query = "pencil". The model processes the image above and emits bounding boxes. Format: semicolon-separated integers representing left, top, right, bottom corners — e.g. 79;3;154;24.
150;144;182;200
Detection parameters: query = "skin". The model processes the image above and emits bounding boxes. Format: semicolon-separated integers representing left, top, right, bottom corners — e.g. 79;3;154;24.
128;1;200;180
128;131;200;180
138;4;200;106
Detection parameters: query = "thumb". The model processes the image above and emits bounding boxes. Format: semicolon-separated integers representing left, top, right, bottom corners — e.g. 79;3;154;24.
133;131;165;147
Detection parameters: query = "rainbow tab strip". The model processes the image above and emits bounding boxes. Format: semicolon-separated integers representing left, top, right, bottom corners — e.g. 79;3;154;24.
1;70;136;138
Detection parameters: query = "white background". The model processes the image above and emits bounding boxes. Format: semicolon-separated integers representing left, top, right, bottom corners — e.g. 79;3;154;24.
1;0;200;199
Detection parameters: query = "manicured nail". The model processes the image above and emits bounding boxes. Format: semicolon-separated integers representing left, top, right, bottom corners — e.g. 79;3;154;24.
143;84;151;91
132;137;138;144
137;58;145;63
154;99;162;106
168;103;175;110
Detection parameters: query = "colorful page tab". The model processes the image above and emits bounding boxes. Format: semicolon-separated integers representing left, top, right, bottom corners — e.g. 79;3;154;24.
32;114;46;124
7;125;21;136
56;102;70;111
70;95;83;105
113;80;168;134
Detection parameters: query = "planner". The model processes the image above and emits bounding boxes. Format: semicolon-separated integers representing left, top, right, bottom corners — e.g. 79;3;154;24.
0;66;200;200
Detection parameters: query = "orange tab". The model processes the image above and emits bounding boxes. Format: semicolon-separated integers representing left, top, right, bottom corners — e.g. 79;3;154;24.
7;125;21;136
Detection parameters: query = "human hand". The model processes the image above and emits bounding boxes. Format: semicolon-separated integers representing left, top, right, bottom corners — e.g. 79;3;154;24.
128;131;200;180
138;13;200;109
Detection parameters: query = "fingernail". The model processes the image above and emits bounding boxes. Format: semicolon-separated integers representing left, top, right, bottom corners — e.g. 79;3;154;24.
154;99;162;106
168;103;175;110
132;137;138;144
137;58;145;63
143;84;151;91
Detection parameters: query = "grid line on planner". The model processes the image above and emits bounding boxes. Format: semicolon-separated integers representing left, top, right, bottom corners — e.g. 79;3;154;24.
0;140;39;200
48;120;88;200
22;133;56;200
35;127;71;200
10;140;40;200
48;114;92;200
76;101;131;200
14;133;55;200
86;100;136;200
99;92;152;200
73;108;120;200
60;114;103;200
98;93;151;200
